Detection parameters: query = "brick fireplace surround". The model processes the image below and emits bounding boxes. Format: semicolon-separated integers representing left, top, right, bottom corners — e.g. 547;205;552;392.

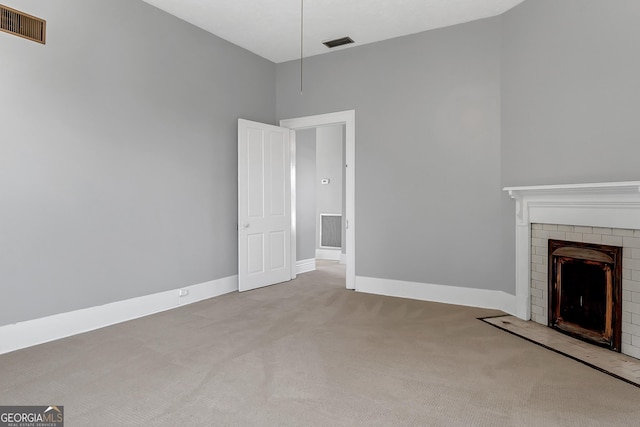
505;182;640;359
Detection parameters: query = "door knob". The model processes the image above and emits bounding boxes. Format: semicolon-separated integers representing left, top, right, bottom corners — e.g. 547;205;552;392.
243;222;250;229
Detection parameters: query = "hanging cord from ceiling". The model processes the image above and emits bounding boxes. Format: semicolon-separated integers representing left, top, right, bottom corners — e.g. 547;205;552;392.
300;0;304;93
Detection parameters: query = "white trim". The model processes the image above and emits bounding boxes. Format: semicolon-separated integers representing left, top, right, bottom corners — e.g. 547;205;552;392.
504;181;640;193
504;181;640;321
280;110;356;290
340;253;347;264
290;129;297;281
356;276;517;315
316;248;341;261
0;276;238;355
296;258;316;274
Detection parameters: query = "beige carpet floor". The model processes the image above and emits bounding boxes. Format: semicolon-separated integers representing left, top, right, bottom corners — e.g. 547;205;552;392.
2;261;640;426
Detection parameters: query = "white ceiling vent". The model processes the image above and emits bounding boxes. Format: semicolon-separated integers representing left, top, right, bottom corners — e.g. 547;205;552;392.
0;4;46;44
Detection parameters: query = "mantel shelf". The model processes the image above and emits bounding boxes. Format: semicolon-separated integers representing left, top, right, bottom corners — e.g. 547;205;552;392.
504;181;640;199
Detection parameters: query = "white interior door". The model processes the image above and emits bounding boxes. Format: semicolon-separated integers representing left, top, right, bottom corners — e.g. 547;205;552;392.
238;119;292;292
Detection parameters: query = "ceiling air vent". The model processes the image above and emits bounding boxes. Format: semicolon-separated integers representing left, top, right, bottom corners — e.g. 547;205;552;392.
0;4;46;44
323;37;354;49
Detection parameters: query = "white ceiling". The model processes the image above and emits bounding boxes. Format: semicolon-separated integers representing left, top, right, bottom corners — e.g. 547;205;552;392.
141;0;525;64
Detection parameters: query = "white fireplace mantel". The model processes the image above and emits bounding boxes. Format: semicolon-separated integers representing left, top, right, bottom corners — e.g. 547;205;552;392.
504;181;640;320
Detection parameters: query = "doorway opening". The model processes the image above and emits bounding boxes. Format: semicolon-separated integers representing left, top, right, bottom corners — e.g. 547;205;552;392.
280;110;355;290
296;125;345;272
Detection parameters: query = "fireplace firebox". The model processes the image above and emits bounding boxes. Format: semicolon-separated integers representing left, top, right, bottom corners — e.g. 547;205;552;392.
548;239;622;352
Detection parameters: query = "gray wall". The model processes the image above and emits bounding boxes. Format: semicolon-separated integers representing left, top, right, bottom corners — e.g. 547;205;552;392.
0;0;275;326
501;0;640;186
5;0;636;326
499;0;640;295
280;0;640;296
277;18;505;291
295;129;317;261
316;125;344;250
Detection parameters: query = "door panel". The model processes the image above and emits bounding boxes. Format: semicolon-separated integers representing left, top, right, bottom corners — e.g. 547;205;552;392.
270;231;286;270
247;233;264;275
269;133;286;217
247;129;265;218
238;119;292;292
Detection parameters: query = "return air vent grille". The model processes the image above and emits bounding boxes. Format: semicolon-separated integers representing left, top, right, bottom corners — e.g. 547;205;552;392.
320;214;342;248
323;37;354;49
0;4;46;44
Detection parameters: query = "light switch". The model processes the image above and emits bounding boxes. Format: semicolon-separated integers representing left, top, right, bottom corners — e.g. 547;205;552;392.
321;178;330;185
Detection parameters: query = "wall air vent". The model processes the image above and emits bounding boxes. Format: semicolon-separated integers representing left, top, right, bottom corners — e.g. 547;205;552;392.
320;214;342;248
0;4;46;44
322;37;354;49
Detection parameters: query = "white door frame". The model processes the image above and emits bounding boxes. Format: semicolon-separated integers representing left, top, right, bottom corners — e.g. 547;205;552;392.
280;110;355;290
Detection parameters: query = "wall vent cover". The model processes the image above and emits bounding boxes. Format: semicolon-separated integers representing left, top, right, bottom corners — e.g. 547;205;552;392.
323;37;354;49
320;214;342;248
1;4;46;44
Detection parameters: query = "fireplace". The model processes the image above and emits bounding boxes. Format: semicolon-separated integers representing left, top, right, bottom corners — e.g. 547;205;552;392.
504;181;640;359
548;239;622;351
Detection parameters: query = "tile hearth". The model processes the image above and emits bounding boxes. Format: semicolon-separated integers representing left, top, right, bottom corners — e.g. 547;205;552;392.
482;315;640;387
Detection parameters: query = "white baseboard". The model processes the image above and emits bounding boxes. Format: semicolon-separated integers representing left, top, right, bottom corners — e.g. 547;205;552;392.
340;253;347;265
0;275;238;355
355;276;517;316
316;248;341;261
296;258;316;274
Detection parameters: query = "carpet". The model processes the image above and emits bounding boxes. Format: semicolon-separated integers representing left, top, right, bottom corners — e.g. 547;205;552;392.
2;262;640;426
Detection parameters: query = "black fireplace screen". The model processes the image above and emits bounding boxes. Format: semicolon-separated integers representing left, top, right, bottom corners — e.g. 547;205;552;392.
548;239;622;352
